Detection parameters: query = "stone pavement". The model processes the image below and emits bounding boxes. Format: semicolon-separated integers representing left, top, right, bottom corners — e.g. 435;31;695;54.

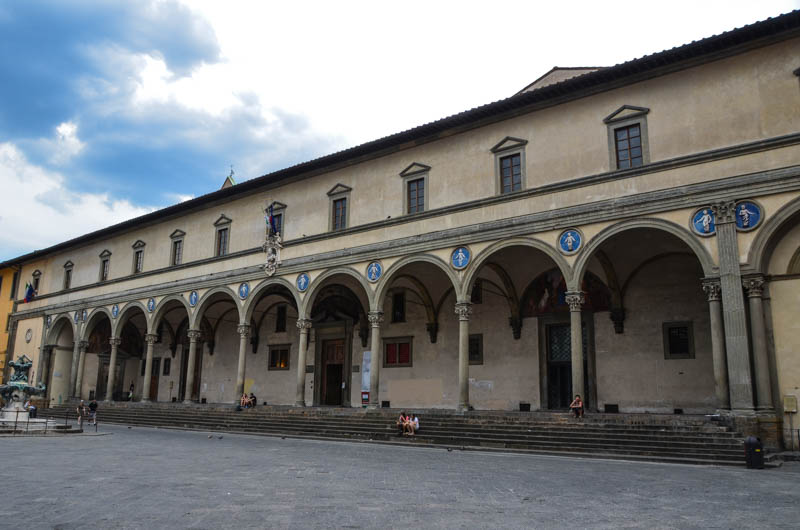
3;424;798;529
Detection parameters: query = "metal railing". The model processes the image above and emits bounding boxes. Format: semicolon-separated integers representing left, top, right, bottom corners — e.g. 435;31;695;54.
1;408;98;435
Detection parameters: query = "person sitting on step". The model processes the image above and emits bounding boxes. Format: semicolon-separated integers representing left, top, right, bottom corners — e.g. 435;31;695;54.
249;393;257;408
396;411;407;436
569;394;584;419
240;393;250;409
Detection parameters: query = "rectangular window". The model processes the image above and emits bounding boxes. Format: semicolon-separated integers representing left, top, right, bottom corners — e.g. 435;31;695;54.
140;360;146;377
268;345;290;370
63;269;72;290
384;338;412;367
407;177;425;214
663;322;695;359
332;198;347;230
216;227;229;256
151;358;160;376
32;276;40;292
500;154;522;194
133;250;144;273
10;271;18;300
615;124;643;169
100;259;110;282
172;240;183;266
163;358;171;376
469;334;483;365
391;291;406;323
275;304;287;333
273;213;283;236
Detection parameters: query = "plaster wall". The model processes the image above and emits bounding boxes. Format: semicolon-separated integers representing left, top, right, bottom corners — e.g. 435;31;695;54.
12;316;43;383
78;353;99;401
48;347;72;405
594;255;715;412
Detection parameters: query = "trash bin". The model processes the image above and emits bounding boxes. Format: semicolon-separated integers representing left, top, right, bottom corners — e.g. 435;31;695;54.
744;436;765;469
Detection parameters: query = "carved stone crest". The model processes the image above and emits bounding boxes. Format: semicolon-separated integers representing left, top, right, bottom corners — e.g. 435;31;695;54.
262;232;283;276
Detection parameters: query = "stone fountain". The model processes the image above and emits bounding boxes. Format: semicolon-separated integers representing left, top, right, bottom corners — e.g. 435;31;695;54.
0;355;51;429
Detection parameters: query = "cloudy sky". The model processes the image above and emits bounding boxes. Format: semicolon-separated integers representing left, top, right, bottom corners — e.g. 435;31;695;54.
0;0;797;261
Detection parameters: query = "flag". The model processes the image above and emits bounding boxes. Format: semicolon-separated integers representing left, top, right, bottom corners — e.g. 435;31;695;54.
23;282;35;303
266;203;278;236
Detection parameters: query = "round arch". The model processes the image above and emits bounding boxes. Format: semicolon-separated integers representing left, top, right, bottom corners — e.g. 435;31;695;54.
461;237;573;300
374;254;460;310
242;276;302;324
151;294;192;333
746;195;800;273
190;286;242;329
81;306;114;341
570;218;716;290
116;301;150;338
46;314;77;345
300;267;374;318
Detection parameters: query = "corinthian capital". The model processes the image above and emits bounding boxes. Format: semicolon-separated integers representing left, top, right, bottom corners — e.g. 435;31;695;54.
296;319;312;331
144;334;158;345
565;291;585;312
454;302;472;321
711;200;737;224
108;338;122;348
77;340;89;352
742;276;765;298
237;324;251;337
367;311;384;327
187;329;202;342
701;278;722;302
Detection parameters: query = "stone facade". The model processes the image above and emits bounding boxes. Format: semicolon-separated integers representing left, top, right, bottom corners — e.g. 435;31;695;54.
3;13;800;448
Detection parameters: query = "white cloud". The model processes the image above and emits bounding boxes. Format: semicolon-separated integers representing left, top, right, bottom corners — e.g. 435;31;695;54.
0;142;153;260
51;122;86;164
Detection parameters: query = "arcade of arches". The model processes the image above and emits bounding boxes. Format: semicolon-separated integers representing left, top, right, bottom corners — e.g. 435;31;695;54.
36;215;793;424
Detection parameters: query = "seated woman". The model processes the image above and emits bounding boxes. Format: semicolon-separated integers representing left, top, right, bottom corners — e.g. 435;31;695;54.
569;394;584;419
240;393;250;408
396;411;407;436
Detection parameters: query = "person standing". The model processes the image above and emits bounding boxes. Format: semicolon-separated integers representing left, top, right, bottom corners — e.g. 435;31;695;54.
77;400;87;427
88;398;98;426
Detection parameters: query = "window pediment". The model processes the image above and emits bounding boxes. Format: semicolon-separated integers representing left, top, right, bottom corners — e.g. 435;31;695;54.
132;240;146;249
603;105;650;124
399;162;431;178
269;201;287;211
327;183;352;197
32;269;42;278
213;214;232;227
99;249;112;258
170;229;186;239
63;261;74;269
491;136;528;154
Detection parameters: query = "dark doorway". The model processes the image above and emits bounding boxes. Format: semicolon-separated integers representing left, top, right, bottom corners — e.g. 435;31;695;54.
97;361;109;400
149;358;161;401
322;340;344;406
546;323;588;410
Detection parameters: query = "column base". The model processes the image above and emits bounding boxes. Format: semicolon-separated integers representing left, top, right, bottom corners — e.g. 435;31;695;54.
140;399;150;403
295;401;306;407
183;400;194;405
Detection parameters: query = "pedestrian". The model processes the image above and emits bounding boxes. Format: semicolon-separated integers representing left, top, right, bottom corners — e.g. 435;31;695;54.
24;399;37;419
77;400;87;426
89;398;98;425
128;382;135;401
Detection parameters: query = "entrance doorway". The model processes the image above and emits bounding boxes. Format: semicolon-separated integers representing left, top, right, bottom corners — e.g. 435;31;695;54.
322;340;345;406
149;358;160;401
545;322;588;410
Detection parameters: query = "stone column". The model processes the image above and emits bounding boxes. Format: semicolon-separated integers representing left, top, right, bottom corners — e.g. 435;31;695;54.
68;338;82;398
295;319;312;406
712;201;754;410
566;291;585;402
743;276;773;410
455;302;472;411
38;346;52;389
368;311;384;408
141;333;158;403
184;330;201;403
74;341;89;399
105;338;122;402
235;324;250;401
702;279;730;409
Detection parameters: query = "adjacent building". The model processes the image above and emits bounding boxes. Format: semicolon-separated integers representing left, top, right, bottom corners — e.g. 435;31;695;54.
2;12;799;447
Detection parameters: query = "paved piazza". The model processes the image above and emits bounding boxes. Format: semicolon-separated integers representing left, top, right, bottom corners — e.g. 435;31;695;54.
3;424;799;529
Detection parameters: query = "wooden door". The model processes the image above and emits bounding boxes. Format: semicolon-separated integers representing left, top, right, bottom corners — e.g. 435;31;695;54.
546;323;588;410
322;340;344;406
150;358;161;401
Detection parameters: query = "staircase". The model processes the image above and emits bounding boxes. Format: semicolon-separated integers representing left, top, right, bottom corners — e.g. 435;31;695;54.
42;403;764;466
